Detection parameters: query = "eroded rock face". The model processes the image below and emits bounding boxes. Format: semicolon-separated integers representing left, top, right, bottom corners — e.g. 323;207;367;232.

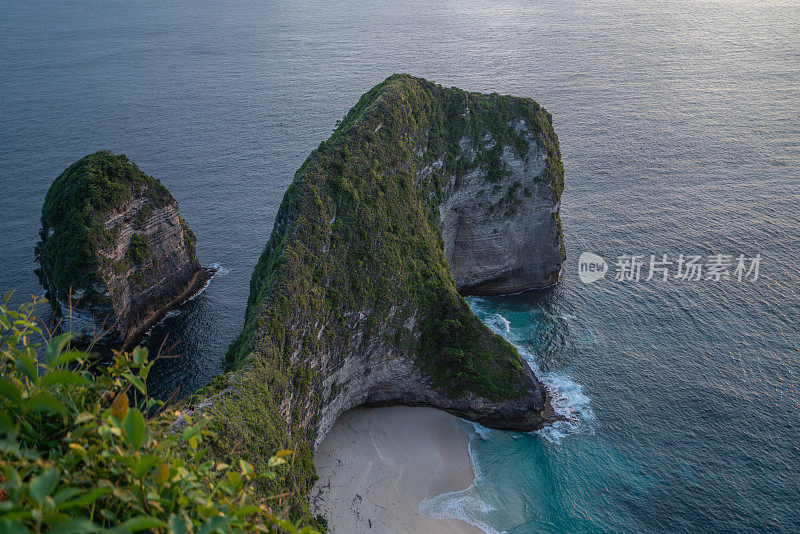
438;132;564;295
314;325;552;450
36;151;208;347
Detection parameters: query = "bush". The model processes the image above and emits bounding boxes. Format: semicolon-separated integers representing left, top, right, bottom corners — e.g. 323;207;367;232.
127;234;150;265
0;292;317;534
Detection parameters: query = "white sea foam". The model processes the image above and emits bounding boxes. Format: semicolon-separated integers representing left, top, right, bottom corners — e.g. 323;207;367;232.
469;421;493;440
419;489;501;534
208;262;230;276
187;265;222;302
537;371;595;444
484;313;511;334
143;309;182;337
475;306;594;443
421;302;596;531
419;434;501;533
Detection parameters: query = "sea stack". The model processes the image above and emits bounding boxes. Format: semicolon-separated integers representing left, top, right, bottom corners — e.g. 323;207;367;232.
194;75;565;518
35;151;210;348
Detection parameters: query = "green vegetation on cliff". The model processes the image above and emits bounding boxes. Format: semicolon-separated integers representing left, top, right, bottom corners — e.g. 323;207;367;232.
0;294;313;533
198;75;563;526
226;74;561;395
35;151;172;308
127;233;150;264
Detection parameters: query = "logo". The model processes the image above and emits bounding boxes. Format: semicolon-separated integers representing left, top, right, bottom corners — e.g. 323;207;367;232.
578;252;608;284
577;252;761;284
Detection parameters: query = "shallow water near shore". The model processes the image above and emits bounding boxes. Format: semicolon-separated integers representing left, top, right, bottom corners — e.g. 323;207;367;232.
2;0;799;532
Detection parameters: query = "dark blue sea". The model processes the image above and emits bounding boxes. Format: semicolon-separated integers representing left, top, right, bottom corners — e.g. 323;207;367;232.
1;1;798;532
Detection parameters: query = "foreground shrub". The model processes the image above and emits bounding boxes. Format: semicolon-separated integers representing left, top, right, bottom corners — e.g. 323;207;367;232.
0;292;318;533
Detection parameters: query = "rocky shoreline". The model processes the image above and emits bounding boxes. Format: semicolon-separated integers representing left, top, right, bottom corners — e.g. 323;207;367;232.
120;265;218;350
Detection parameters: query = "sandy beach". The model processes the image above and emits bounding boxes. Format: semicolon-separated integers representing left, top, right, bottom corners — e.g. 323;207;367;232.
311;406;481;534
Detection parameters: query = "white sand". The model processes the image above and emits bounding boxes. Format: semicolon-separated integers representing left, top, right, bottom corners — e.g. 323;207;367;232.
311;406;482;534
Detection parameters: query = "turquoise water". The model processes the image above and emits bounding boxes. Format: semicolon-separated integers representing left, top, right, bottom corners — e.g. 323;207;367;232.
1;0;798;531
426;287;800;532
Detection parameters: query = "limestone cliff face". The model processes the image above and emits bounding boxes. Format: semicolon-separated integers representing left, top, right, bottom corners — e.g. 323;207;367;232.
36;151;207;348
207;76;566;494
437;131;564;295
314;331;551;450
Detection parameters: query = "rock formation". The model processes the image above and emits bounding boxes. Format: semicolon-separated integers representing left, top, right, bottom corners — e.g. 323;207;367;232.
194;75;565;520
439;130;564;294
35;151;212;348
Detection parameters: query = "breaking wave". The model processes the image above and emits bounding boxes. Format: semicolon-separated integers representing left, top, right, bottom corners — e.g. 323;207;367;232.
419;300;596;532
473;303;595;444
419;434;501;534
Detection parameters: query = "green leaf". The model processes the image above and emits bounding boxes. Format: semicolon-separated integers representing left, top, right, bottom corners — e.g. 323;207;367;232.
168;513;190;534
0;412;13;433
140;360;155;380
181;417;210;442
5;467;22;490
53;487;82;505
29;468;59;504
122;408;145;450
121;516;165;532
264;514;300;534
27;392;66;415
74;412;95;425
58;487;111;510
267;455;286;467
0;519;27;534
48;518;100;533
234;505;261;517
154;462;170;485
131;346;148;366
52;349;84;368
3;290;13;304
0;378;22;404
41;510;71;524
41;370;89;388
239;459;254;475
226;471;242;488
13;353;38;383
45;332;73;366
111;392;129;421
133;455;161;478
122;372;146;395
197;516;232;534
182;425;202;442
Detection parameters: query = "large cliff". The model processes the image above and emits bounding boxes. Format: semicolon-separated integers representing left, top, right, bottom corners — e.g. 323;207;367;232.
193;75;565;523
35;151;210;348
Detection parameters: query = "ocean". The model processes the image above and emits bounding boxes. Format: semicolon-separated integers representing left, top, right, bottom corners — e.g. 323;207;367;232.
1;0;798;532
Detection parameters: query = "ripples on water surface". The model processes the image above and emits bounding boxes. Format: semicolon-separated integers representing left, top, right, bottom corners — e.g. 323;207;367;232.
1;0;798;532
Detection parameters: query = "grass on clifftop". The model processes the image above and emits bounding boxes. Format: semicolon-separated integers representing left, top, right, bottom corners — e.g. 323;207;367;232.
35;151;173;309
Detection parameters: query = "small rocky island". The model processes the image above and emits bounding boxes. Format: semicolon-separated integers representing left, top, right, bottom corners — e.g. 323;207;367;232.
35;151;213;348
192;74;566;522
